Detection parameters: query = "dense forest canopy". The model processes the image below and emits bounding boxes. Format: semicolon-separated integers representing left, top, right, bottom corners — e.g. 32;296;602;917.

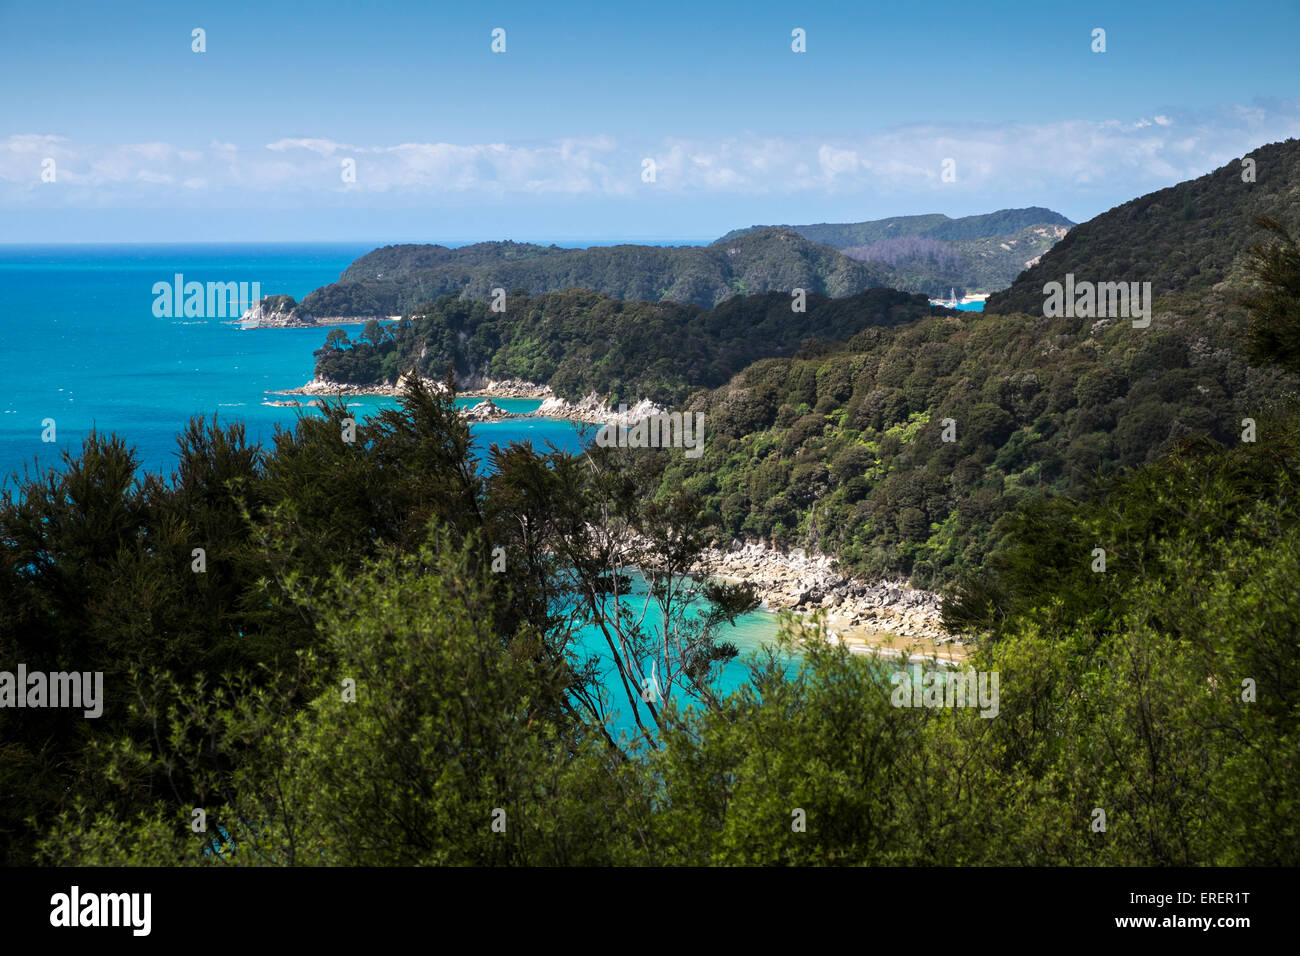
717;208;1075;295
313;142;1300;591
841;224;1070;297
10;258;1300;863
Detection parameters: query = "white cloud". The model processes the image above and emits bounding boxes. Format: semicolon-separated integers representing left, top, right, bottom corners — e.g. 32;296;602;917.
265;137;351;155
1;101;1297;209
818;144;861;178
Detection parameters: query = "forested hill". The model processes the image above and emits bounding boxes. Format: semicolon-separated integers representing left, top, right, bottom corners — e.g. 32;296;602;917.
986;137;1300;315
289;228;894;315
314;286;947;405
717;208;1075;296
717;207;1074;247
648;144;1300;588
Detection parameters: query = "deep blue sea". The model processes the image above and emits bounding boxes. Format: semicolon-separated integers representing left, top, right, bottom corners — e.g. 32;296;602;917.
0;243;793;736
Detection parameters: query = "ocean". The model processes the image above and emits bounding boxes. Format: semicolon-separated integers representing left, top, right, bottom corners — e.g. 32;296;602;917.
0;242;796;736
0;243;593;484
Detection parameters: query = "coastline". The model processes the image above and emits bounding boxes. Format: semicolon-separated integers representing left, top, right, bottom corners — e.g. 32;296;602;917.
268;376;666;427
269;374;553;400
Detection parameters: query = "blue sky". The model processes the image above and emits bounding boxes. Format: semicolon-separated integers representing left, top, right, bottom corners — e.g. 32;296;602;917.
2;0;1298;242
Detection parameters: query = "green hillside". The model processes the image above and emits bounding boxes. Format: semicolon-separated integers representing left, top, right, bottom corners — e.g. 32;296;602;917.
718;207;1074;295
843;223;1070;297
986;138;1300;316
10;149;1300;870
647;140;1300;587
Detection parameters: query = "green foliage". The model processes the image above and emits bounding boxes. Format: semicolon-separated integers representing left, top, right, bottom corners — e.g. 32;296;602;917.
4;376;755;865
13;155;1300;869
654;267;1299;585
1241;215;1300;373
16;398;1300;868
717;209;1075;296
315;286;942;405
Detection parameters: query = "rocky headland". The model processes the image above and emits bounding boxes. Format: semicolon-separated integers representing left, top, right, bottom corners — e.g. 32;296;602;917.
234;295;394;329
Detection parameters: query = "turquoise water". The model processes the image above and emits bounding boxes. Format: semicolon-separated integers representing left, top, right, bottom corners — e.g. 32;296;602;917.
1;243;370;482
0;244;792;716
0;244;593;484
570;577;799;741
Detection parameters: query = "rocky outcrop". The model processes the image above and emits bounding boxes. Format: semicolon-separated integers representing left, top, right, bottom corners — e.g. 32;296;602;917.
459;377;554;399
462;399;511;421
235;295;399;328
235;295;308;328
271;378;399;397
271;370;452;397
530;393;666;426
696;540;962;647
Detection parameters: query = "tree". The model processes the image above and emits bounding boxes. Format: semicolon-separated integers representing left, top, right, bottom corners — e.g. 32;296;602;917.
1241;215;1300;373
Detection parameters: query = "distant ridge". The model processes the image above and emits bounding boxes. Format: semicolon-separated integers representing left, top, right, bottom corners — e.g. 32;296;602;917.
715;208;1075;297
265;208;1077;322
277;227;894;315
715;207;1074;247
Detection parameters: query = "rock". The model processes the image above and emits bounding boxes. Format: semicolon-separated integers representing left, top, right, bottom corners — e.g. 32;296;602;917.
463;399;510;422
